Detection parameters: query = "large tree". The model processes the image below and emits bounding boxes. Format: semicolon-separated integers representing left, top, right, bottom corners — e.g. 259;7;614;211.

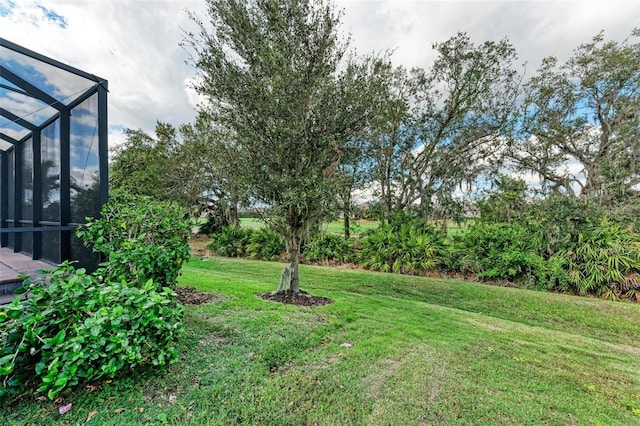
110;119;243;223
367;33;521;222
176;112;247;225
110;121;179;201
184;0;379;292
366;62;417;223
508;29;640;203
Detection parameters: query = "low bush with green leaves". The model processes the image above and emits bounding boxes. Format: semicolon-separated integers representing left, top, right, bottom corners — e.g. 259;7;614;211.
206;205;640;301
0;263;183;404
451;222;549;288
549;219;640;300
303;233;357;264
77;192;191;287
358;216;447;275
208;227;286;261
246;228;286;261
1;194;190;404
207;226;254;258
456;195;640;297
525;195;603;257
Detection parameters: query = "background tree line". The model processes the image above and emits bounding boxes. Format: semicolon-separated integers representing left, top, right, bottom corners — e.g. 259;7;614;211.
110;0;640;295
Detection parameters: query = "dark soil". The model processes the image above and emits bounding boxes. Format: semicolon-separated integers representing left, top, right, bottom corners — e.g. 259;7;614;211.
258;290;333;307
172;286;222;305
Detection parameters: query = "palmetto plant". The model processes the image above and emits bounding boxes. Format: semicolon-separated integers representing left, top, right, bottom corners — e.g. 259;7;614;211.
453;222;548;287
207;226;253;258
246;229;286;261
358;221;447;275
302;233;357;264
552;219;640;299
208;227;286;261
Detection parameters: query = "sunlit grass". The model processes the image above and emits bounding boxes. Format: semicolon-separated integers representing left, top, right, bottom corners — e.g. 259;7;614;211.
241;217;468;238
322;219;379;235
238;217;267;229
4;257;639;425
240;217;380;236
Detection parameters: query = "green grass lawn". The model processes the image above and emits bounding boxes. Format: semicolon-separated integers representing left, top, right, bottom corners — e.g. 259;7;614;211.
239;217;267;229
3;258;640;425
322;219;379;235
240;217;380;236
241;217;465;237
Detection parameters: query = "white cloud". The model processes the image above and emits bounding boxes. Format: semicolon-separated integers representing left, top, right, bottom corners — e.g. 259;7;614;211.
2;0;638;155
2;0;204;138
338;0;639;71
184;77;206;110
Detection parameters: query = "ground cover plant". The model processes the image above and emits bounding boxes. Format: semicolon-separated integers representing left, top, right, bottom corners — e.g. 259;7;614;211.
0;195;190;404
3;257;639;425
0;265;183;404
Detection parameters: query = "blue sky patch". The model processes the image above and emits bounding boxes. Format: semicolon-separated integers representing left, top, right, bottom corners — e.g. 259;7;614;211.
0;0;16;17
37;4;67;28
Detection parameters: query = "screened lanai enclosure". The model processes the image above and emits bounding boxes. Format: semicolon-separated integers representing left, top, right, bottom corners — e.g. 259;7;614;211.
0;38;108;269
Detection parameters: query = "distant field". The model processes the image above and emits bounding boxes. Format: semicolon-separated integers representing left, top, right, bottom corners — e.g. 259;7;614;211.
239;217;267;229
323;219;379;235
240;217;468;237
240;217;380;235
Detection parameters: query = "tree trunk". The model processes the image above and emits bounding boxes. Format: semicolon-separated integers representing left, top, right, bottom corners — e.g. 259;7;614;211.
277;236;301;293
229;203;240;227
229;193;240;227
344;214;350;238
343;189;351;238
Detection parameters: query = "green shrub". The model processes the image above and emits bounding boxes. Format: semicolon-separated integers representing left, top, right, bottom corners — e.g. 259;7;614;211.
0;262;183;403
77;193;191;287
207;226;254;257
246;228;286;261
549;219;640;299
303;233;357;264
455;222;549;288
208;227;285;261
526;195;602;257
359;218;447;275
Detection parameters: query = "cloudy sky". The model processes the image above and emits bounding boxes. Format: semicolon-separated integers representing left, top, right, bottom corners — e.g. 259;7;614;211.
1;0;639;148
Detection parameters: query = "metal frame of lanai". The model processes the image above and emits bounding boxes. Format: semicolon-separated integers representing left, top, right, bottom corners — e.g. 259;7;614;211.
0;38;108;271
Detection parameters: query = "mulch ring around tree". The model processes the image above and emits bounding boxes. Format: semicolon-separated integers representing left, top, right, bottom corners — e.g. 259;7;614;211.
258;290;333;307
172;286;222;305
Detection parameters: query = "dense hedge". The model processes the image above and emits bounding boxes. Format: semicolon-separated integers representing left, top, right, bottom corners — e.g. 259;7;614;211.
77;192;192;287
0;196;190;404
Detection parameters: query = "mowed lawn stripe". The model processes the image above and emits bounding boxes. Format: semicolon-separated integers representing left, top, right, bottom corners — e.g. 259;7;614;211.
3;257;638;425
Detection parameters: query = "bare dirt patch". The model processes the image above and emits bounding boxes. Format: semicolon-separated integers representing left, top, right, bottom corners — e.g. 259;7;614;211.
427;365;447;405
258;290;333;307
189;234;212;258
364;358;402;399
172;286;222;305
